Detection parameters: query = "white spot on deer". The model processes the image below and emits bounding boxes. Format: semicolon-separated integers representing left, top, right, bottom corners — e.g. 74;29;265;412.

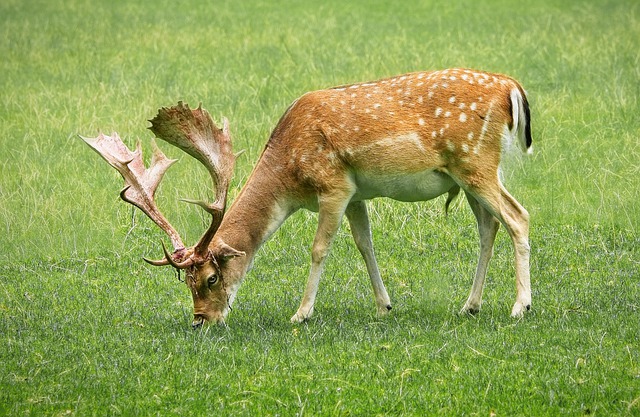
435;107;443;117
371;132;426;155
447;141;455;151
468;132;474;140
354;126;360;132
351;93;357;98
428;91;434;99
459;113;467;122
440;128;445;136
418;118;425;126
442;82;449;88
449;96;456;104
462;143;469;153
459;103;466;109
349;84;359;89
417;82;424;87
373;103;382;109
470;102;478;111
444;111;452;118
475;100;495;154
432;131;437;138
418;96;424;104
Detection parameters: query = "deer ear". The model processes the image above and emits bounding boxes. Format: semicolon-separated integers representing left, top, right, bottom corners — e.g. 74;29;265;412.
222;117;230;137
213;241;245;261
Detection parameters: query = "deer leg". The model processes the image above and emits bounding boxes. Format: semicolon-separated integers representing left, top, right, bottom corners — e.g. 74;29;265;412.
467;184;531;317
291;191;353;323
461;192;500;315
345;201;392;316
497;185;531;317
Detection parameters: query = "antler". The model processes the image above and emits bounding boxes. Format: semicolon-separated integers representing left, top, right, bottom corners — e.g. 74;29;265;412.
81;102;236;270
148;101;237;262
80;132;185;251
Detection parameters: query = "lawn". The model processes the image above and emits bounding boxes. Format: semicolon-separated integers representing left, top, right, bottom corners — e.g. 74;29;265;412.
1;0;639;415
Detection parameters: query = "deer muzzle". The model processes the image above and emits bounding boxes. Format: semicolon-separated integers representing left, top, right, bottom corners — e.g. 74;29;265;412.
192;314;207;329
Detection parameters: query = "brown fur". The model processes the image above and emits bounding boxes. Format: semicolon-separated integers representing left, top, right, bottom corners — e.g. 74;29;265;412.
201;69;533;325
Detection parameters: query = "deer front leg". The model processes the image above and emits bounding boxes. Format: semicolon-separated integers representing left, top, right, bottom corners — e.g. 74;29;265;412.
291;191;353;323
345;201;392;316
461;192;500;315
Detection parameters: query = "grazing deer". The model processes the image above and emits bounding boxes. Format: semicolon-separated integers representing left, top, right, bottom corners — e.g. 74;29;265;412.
81;68;532;328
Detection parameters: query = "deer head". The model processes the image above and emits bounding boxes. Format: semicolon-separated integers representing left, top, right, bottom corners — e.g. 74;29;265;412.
81;102;244;327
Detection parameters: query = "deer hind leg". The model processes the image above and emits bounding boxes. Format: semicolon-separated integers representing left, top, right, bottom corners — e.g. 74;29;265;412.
291;189;354;323
345;201;392;316
466;183;531;317
461;192;500;315
499;185;531;317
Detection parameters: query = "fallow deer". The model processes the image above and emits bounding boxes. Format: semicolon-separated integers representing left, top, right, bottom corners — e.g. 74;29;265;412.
81;68;532;328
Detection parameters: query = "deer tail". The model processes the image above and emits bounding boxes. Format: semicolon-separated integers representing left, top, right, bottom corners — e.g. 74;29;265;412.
509;86;533;155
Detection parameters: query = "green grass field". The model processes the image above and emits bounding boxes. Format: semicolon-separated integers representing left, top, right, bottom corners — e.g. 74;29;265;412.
1;0;639;415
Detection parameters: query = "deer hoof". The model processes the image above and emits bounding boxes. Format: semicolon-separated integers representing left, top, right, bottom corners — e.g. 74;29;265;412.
376;304;392;317
290;311;310;323
460;302;481;316
511;301;531;318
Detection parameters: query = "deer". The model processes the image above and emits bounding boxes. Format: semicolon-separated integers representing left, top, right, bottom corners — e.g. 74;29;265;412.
81;68;532;328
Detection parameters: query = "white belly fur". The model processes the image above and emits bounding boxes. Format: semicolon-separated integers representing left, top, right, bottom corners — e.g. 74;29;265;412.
352;169;456;202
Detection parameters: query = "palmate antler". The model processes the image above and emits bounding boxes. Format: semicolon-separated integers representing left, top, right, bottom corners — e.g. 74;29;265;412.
81;102;236;269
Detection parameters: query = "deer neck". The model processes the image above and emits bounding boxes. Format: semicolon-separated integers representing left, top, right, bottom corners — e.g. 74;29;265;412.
212;152;295;296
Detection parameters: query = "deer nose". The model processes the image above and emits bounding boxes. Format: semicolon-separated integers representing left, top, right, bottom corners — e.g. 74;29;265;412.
192;315;206;329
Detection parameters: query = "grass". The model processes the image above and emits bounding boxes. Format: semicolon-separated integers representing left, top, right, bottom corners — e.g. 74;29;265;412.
1;0;639;415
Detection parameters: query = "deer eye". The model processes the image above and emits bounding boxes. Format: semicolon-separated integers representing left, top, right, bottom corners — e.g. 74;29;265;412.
207;274;219;287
